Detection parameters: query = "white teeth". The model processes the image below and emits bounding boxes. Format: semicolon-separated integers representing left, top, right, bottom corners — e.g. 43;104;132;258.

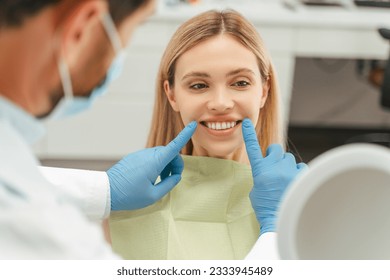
205;121;238;131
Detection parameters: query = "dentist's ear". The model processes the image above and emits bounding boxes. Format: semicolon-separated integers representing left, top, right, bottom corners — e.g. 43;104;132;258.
56;0;108;67
260;78;270;108
164;80;180;112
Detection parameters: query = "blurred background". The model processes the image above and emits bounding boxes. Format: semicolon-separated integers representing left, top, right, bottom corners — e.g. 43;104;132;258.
35;0;390;169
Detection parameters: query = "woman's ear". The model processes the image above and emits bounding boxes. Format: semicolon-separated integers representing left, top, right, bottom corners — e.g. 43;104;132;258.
164;80;180;112
260;78;270;108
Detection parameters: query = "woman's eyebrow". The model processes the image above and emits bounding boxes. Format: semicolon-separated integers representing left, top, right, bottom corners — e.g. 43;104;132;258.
181;68;255;81
181;72;211;80
226;68;256;77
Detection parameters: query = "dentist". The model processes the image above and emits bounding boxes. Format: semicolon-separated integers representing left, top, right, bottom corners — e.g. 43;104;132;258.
0;0;195;258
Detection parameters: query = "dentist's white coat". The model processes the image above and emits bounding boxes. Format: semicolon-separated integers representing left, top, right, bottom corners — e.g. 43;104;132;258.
0;97;118;259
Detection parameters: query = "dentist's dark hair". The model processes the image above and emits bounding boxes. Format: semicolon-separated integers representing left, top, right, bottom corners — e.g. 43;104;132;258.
0;0;59;27
0;0;150;27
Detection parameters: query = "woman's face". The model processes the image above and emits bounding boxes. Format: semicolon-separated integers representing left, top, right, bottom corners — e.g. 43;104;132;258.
165;34;269;163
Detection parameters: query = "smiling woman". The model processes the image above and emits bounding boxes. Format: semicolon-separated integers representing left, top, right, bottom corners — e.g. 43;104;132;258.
109;9;284;260
164;34;270;162
149;9;283;158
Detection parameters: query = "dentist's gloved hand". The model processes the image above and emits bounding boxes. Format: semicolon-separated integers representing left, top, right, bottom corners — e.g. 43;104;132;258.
242;118;307;235
107;121;197;211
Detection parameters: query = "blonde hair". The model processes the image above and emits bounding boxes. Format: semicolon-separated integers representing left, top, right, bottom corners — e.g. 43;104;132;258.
147;9;284;156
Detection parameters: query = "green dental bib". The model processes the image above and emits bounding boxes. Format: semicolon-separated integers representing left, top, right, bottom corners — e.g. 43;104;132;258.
109;155;259;259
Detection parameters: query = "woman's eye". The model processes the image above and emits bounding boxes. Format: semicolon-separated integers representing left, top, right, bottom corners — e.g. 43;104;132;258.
232;80;250;87
190;83;208;90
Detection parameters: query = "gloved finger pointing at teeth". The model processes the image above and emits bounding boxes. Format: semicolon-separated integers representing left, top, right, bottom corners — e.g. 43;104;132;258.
242;118;263;167
158;121;197;168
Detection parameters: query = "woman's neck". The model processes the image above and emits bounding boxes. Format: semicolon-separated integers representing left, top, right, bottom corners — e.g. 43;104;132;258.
191;144;250;165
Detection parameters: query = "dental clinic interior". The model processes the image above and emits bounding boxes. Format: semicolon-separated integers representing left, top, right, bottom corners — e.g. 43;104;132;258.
35;0;390;170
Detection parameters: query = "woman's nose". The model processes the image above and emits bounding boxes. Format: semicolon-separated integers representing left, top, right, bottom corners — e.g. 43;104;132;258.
207;88;234;112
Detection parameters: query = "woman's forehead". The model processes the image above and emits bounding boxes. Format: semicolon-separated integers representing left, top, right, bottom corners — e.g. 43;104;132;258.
175;35;260;77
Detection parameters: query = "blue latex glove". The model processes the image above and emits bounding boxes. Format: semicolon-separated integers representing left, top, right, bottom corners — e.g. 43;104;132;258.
242;118;307;234
108;121;197;211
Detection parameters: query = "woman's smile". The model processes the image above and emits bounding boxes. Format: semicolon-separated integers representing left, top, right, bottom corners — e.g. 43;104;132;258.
199;120;243;137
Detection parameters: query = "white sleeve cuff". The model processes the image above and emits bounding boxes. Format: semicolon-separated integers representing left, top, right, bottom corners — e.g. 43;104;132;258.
39;166;111;220
245;232;280;260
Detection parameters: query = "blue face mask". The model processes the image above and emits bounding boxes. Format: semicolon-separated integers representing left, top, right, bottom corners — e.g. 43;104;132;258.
47;13;126;121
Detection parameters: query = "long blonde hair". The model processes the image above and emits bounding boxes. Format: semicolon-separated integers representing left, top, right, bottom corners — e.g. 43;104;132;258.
147;9;284;156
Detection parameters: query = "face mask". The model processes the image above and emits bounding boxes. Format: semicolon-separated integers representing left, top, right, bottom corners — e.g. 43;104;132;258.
47;13;126;121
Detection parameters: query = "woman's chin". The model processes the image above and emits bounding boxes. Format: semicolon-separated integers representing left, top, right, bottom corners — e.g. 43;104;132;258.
193;146;246;162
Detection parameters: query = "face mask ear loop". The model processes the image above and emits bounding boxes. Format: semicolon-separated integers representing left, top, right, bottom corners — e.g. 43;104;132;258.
57;56;74;101
101;13;123;53
53;23;74;101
